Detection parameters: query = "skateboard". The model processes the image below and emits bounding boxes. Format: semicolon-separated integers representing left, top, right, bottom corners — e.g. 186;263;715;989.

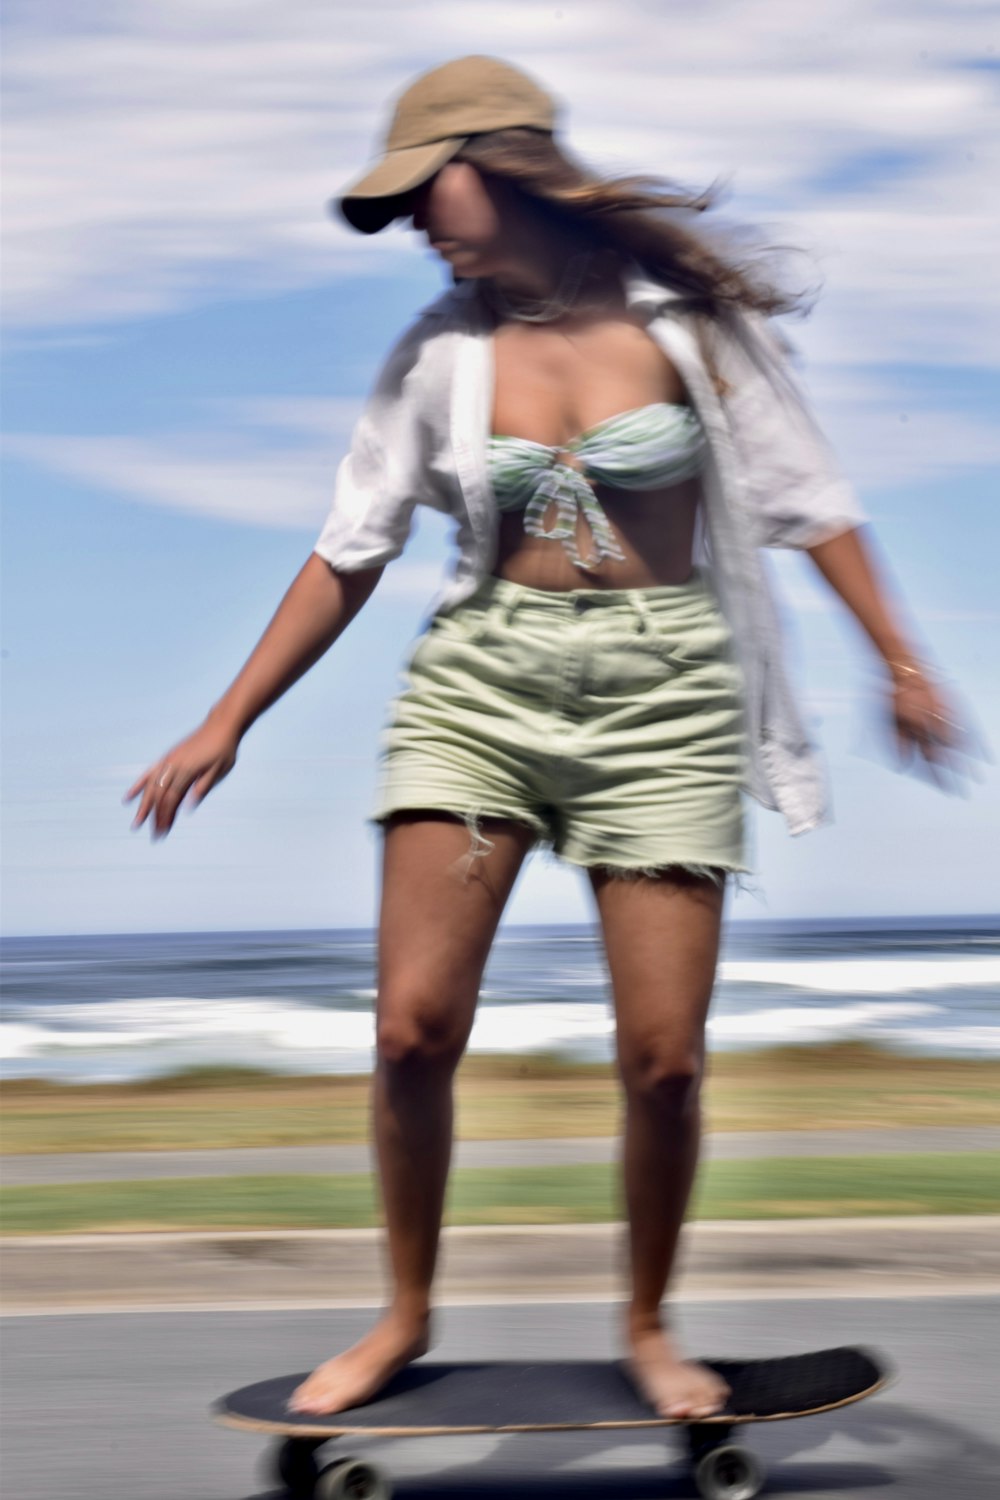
212;1345;892;1500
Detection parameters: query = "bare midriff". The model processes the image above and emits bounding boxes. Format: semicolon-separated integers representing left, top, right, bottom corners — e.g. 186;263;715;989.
487;302;702;592
492;479;701;591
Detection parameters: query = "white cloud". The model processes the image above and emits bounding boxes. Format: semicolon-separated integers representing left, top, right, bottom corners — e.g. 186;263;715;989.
2;394;362;528
800;367;1000;489
2;1;997;370
206;396;364;440
3;430;332;528
7;359;997;534
765;539;1000;625
3;4;997;534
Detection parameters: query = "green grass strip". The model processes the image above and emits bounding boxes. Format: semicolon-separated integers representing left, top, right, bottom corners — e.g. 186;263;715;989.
2;1154;998;1235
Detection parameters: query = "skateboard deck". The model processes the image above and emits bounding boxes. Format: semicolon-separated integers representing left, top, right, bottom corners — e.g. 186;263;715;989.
214;1345;892;1499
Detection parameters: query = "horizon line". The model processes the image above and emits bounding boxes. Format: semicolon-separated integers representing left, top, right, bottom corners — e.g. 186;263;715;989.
3;912;998;942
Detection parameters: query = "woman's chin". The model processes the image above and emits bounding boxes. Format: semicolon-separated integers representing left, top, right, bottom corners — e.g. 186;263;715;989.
440;248;490;275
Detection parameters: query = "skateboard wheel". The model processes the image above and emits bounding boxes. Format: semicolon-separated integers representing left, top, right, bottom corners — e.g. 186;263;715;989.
315;1456;393;1500
693;1442;764;1500
273;1436;326;1497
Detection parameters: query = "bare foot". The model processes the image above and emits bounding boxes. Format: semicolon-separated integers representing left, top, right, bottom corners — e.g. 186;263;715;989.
288;1307;432;1416
625;1319;731;1420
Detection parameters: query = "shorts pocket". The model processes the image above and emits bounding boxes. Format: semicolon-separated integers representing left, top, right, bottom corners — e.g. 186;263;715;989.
401;613;457;675
644;613;737;676
404;604;507;679
426;598;498;648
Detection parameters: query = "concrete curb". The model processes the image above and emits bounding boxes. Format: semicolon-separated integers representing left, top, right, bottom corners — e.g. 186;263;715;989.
4;1217;999;1311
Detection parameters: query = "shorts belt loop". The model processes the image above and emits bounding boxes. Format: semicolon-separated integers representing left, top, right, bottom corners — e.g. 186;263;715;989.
499;582;525;628
485;598;504;634
632;592;654;636
474;582;523;642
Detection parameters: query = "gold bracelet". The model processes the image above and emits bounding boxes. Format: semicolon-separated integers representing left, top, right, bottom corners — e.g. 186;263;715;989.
884;657;933;685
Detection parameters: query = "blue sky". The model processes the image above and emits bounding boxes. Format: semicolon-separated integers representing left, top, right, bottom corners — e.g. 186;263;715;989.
2;2;998;935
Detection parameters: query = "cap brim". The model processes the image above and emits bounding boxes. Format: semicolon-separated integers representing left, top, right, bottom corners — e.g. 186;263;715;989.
333;137;470;234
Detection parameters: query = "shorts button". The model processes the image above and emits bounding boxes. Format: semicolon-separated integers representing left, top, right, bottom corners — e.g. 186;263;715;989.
573;596;590;612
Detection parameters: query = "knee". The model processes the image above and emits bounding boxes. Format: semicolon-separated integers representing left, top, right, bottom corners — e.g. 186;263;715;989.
619;1044;704;1114
375;991;470;1072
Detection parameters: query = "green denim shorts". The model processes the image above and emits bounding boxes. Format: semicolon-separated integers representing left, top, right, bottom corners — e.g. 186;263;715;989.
371;567;753;886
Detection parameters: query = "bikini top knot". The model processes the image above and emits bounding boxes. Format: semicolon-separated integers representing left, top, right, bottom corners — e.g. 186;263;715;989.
488;401;707;572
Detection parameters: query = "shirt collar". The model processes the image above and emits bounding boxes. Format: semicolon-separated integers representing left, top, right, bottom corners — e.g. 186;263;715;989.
621;259;686;318
420;259;685;321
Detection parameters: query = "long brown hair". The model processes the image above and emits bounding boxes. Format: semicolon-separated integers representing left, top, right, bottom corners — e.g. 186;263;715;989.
451;127;818;327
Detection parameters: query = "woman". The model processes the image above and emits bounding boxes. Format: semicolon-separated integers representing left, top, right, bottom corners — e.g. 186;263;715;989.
124;56;971;1422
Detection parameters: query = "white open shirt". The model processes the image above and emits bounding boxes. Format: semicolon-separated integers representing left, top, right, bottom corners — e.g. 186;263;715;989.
313;262;870;837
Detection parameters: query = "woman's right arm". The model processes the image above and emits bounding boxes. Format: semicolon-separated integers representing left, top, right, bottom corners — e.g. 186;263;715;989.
123;554;384;839
127;307;443;841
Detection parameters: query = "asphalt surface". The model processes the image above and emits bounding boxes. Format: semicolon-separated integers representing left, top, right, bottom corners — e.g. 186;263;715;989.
3;1295;999;1498
6;1126;1000;1184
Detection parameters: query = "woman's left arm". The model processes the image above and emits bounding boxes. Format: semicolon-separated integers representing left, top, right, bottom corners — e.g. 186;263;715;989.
805;524;974;778
713;308;985;783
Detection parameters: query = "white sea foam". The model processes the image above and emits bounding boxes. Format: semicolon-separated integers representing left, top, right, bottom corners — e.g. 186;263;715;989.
0;1024;48;1061
707;1001;943;1045
718;957;1000;993
0;1000;610;1065
0;998;375;1055
467;1003;613;1053
3;992;999;1082
895;1026;1000;1049
4;941;1000;1082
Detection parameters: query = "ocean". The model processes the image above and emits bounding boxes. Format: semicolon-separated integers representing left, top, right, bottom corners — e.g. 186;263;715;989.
2;916;998;1084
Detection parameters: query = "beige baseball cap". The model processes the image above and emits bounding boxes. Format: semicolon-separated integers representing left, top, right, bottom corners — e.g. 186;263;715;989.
335;55;559;234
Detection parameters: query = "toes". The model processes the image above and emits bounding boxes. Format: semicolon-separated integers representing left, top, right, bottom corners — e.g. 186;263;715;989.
291;1397;333;1415
665;1398;697;1418
288;1379;337;1415
665;1391;728;1420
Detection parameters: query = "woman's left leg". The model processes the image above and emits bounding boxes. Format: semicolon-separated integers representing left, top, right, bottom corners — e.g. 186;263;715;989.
588;863;732;1420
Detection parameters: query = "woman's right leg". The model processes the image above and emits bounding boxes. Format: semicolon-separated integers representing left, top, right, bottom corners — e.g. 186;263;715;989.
289;809;537;1415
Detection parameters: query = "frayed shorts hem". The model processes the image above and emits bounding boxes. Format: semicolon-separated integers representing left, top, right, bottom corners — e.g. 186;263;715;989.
370;796;550;841
370;798;757;894
554;848;757;893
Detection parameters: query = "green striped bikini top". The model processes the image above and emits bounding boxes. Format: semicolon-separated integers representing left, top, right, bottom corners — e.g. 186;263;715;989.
488;400;706;572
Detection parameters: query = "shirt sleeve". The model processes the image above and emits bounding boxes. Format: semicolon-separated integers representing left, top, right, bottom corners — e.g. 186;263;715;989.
312;315;443;573
713;306;870;550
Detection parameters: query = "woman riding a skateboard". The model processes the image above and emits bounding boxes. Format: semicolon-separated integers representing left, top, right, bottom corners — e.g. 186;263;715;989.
125;56;972;1423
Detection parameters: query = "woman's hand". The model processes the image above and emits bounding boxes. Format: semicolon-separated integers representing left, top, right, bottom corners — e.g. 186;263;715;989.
123;712;240;840
883;656;985;792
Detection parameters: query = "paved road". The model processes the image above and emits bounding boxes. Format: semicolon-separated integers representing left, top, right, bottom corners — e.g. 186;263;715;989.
6;1126;999;1184
3;1295;999;1498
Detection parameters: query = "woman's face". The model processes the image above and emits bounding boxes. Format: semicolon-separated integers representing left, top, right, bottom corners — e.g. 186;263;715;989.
405;161;513;276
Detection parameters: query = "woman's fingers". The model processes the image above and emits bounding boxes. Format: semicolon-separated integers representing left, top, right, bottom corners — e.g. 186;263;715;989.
125;728;239;840
122;772;148;804
127;761;179;838
890;673;984;793
172;765;216;820
127;768;167;831
187;764;221;809
151;763;195;837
